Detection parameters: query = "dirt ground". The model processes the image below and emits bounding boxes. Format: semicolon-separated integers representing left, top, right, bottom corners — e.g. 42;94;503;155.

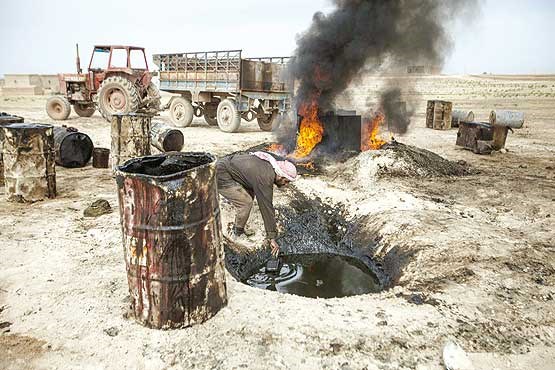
0;75;554;370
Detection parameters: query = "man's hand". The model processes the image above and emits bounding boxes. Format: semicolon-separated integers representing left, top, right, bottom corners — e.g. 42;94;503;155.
269;239;280;257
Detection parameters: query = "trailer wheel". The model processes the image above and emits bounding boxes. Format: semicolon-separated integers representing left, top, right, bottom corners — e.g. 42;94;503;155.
217;99;241;133
73;104;95;117
46;96;71;120
169;97;194;127
257;110;279;131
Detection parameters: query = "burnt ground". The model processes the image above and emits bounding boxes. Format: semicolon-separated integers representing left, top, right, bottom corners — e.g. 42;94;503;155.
0;75;554;369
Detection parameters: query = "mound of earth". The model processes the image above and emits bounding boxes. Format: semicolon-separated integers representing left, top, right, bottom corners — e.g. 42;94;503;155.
339;140;471;183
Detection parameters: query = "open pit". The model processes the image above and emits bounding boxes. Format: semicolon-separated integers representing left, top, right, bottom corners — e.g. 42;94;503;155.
224;189;387;298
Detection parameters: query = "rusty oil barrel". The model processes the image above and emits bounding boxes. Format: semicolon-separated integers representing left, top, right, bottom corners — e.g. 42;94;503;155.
110;113;151;170
0;112;24;186
53;126;94;168
115;152;227;329
92;148;110;168
150;121;184;152
2;123;56;202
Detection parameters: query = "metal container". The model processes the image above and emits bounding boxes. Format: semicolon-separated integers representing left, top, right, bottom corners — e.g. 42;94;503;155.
115;152;227;329
0;113;24;186
2;123;56;202
489;110;524;128
426;100;452;130
150;121;185;152
92;148;110;168
451;110;475;128
110;113;151;170
53;126;94;168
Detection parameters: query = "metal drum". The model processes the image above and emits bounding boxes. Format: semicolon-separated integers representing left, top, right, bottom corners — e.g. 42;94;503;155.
150;121;184;152
2;123;56;202
110;113;151;170
451;110;475;128
92;148;110;168
0;113;24;186
53;126;94;168
115;152;227;329
489;110;524;128
426;100;452;130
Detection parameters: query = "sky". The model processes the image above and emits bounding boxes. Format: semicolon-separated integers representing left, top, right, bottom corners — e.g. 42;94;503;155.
0;0;554;76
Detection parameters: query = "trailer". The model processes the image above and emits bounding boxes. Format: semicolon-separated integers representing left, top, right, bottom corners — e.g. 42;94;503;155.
152;50;291;133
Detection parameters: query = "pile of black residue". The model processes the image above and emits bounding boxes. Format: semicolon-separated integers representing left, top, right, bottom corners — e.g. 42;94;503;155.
119;152;213;176
378;140;471;177
224;187;389;287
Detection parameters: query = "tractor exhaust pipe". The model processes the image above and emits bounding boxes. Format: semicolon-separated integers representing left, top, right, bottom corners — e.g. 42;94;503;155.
76;43;82;74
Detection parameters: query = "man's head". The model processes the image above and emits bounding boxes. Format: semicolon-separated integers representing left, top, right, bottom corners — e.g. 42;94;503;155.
274;160;297;188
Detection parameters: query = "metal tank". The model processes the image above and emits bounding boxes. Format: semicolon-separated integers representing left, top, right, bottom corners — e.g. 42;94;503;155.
110;113;151;170
451;110;475;128
2;123;56;202
489;110;524;128
150;121;184;152
114;152;227;329
53;126;94;168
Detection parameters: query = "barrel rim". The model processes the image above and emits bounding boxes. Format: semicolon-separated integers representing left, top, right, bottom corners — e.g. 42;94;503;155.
3;123;54;130
115;152;216;180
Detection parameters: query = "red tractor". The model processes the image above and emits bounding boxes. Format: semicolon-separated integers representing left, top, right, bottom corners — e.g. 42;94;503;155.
46;44;160;121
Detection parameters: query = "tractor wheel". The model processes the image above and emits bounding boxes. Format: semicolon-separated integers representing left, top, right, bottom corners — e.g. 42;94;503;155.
46;95;71;120
97;76;140;121
145;82;161;110
257;110;279;132
217;99;241;133
169;97;194;127
204;102;219;126
73;104;95;117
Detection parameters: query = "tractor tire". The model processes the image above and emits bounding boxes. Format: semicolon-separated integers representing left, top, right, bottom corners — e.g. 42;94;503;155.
73;104;95;117
169;97;194;127
204;102;219;126
217;99;241;133
97;76;140;121
257;110;279;132
145;82;161;110
46;95;71;120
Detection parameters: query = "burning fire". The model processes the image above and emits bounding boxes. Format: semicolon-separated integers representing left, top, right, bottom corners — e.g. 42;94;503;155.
361;112;386;151
291;98;324;159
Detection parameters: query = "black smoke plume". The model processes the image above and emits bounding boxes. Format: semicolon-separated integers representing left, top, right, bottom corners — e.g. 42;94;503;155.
287;0;479;133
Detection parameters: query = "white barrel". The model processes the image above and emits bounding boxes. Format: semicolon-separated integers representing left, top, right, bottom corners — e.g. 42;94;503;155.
489;110;524;128
451;110;475;127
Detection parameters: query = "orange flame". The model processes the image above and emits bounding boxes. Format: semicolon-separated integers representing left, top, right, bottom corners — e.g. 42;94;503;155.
265;143;287;156
361;112;386;151
291;98;324;159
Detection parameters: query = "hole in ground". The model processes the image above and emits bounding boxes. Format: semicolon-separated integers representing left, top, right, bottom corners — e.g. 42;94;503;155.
245;253;380;298
224;188;398;298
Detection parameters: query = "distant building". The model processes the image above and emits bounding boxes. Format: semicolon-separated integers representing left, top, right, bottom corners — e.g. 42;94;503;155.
0;74;60;96
406;65;441;75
